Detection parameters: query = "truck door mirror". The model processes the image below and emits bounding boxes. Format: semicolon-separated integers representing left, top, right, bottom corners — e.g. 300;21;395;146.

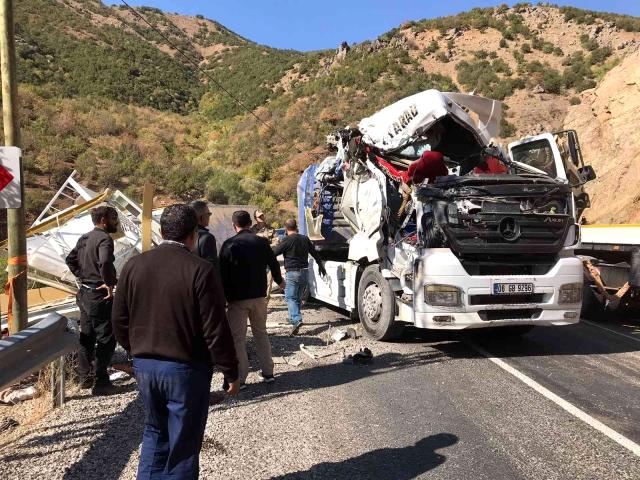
578;165;596;183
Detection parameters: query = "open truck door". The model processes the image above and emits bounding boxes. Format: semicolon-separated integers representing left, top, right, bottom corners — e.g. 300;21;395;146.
508;131;595;219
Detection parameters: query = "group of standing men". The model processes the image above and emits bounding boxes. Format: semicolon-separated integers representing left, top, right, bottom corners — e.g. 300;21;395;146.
65;201;324;479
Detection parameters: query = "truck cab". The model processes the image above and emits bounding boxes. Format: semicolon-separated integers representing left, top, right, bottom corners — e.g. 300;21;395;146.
301;91;597;340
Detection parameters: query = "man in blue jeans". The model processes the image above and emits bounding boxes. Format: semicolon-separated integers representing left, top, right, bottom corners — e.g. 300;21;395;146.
273;218;326;335
112;204;239;479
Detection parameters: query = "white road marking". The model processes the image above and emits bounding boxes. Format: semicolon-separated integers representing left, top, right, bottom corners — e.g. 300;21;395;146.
468;341;640;458
581;319;640;345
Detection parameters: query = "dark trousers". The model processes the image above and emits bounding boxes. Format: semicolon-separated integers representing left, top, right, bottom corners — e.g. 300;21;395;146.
77;288;116;383
133;357;213;480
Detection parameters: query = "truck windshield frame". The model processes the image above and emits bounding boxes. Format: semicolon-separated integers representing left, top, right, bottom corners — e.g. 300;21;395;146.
510;139;557;178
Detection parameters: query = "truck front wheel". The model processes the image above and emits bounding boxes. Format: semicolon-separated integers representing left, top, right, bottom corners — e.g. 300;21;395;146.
357;265;404;341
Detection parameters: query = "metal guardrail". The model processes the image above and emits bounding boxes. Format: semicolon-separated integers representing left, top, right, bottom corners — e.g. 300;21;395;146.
0;313;78;405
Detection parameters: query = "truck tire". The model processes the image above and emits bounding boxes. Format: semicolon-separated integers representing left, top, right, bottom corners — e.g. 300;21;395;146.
357;265;404;341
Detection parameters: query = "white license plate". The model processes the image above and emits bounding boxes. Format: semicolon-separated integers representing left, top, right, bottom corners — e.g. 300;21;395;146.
492;282;534;295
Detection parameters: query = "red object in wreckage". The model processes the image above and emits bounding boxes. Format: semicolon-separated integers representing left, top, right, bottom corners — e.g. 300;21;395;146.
473;156;508;174
401;151;448;184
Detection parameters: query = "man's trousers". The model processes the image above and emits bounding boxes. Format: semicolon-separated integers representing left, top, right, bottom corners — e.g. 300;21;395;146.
226;297;273;383
76;288;116;383
133;357;212;480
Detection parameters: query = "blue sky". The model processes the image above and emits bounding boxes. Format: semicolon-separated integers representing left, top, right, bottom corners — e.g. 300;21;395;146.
109;1;640;51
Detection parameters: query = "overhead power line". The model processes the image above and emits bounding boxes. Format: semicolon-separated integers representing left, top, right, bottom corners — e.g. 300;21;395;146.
118;0;325;159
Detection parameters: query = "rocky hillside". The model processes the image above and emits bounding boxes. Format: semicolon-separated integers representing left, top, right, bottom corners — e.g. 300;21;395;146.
564;51;640;224
2;1;640;226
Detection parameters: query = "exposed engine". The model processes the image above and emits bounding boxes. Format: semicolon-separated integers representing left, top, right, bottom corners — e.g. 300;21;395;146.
417;177;572;256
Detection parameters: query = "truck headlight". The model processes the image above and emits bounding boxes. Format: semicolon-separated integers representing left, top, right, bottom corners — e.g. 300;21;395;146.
559;283;582;304
425;284;462;307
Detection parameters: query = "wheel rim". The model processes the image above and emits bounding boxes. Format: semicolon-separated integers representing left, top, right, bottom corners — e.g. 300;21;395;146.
362;283;383;323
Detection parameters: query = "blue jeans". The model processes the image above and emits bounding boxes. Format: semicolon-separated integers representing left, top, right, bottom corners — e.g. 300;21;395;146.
285;269;308;326
133;357;212;480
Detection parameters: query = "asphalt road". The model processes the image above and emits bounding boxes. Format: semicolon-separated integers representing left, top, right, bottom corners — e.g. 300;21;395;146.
287;316;640;480
2;307;639;479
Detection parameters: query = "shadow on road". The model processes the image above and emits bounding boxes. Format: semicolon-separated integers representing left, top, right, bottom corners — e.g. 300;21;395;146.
398;320;640;359
269;433;458;480
217;344;454;411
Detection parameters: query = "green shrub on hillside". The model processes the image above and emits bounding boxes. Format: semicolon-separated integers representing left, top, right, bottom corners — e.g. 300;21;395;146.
522;61;563;94
500;117;517;137
16;0;202;113
492;58;512;75
588;46;612;65
199;46;303;120
560;6;640;32
205;167;250;204
562;52;597;92
456;59;522;100
579;34;599;51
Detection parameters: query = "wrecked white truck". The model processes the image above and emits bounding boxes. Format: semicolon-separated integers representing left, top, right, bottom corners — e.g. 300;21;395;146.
298;90;597;340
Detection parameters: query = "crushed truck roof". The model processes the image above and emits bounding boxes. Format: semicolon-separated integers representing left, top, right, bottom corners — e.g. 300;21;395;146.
358;90;502;152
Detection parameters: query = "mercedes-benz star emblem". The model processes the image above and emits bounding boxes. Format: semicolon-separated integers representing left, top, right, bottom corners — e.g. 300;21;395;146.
498;217;521;241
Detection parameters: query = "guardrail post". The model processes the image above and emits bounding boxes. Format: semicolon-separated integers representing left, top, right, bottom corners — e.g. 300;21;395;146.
50;356;65;407
51;355;65;407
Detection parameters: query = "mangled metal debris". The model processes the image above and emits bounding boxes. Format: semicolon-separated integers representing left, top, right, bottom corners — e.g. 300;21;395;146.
1;172;161;330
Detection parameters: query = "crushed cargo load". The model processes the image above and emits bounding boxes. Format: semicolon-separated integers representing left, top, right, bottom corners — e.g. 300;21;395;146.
14;175;160;293
1;173;161;330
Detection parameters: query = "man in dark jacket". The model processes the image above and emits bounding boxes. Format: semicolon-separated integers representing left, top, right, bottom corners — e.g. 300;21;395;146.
273;219;326;335
66;205;119;395
190;200;218;268
112;204;239;479
219;210;284;386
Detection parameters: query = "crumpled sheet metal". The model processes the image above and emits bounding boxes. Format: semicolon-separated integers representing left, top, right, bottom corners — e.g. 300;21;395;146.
358;89;502;152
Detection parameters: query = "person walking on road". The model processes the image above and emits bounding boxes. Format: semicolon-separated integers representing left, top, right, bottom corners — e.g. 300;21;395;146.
66;206;119;395
112;204;239;480
190;200;218;268
273;218;326;335
219;210;284;386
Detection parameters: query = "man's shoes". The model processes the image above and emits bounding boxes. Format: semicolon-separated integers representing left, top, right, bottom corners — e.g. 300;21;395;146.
91;380;119;396
289;321;303;336
222;379;247;391
258;372;275;383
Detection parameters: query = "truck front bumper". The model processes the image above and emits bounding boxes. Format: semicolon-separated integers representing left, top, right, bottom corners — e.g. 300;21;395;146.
407;250;583;330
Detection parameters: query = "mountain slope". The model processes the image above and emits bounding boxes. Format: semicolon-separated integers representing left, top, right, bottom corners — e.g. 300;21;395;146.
2;1;640;226
564;51;640;224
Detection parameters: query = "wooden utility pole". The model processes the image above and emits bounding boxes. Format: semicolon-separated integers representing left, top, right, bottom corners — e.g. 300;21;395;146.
1;0;28;333
141;182;154;252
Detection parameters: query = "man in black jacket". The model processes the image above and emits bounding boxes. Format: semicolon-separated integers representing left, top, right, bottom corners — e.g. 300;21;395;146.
190;200;218;268
219;210;284;386
273;219;326;335
112;204;239;479
66;205;119;395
